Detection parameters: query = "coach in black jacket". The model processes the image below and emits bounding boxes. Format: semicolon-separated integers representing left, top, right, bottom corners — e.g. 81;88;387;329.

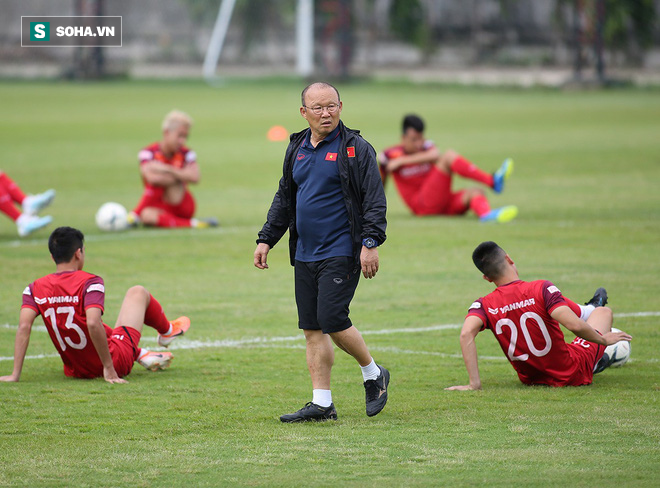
254;82;390;422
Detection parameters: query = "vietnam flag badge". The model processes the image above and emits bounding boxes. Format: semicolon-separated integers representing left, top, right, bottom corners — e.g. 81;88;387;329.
347;146;355;158
325;152;338;161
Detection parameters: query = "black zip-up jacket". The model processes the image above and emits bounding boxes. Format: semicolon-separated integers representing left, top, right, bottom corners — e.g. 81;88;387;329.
257;120;387;266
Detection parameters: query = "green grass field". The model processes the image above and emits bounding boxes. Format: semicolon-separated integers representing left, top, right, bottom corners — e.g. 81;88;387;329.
0;79;659;487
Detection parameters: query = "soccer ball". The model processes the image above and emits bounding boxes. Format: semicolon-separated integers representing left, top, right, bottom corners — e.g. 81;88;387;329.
603;328;631;368
95;202;129;232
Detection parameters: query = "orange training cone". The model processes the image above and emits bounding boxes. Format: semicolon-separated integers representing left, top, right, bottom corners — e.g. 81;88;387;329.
267;125;288;142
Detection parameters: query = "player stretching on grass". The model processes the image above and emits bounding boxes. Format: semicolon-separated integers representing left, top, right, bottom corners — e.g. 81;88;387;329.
128;110;218;229
0;227;190;384
446;241;632;390
379;114;517;223
0;170;54;237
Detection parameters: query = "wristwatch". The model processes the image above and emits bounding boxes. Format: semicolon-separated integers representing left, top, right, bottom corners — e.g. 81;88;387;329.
362;237;378;249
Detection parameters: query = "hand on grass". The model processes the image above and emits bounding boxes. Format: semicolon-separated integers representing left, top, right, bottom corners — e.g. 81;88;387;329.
445;384;481;391
103;367;127;384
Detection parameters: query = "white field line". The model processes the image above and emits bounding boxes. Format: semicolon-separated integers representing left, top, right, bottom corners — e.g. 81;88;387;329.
238;342;505;361
1;311;657;363
614;311;660;318
0;323;461;361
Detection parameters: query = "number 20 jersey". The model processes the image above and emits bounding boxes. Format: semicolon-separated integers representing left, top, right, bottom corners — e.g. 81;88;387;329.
467;280;597;386
22;270;111;378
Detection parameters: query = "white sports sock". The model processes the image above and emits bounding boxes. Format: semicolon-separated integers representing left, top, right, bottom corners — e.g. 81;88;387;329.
312;389;332;408
162;323;173;336
580;304;595;321
137;348;147;360
361;359;380;382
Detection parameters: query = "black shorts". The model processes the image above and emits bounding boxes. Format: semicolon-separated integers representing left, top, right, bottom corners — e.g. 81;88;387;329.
294;256;360;334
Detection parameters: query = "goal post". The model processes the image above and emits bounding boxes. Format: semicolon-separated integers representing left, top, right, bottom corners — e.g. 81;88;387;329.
203;0;315;83
296;0;314;77
202;0;237;82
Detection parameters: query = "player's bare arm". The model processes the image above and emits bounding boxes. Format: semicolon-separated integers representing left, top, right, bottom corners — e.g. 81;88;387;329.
384;147;441;172
140;161;199;185
86;307;127;384
140;161;180;186
551;306;632;346
445;315;483;391
254;242;270;270
169;162;200;184
0;308;37;383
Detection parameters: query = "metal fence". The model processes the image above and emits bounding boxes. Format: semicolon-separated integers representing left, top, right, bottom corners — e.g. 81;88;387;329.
2;0;659;81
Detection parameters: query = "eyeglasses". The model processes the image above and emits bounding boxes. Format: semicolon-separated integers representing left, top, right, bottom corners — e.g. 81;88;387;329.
303;103;340;115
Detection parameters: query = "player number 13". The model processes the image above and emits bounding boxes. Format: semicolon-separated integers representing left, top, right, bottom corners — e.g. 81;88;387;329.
44;306;88;351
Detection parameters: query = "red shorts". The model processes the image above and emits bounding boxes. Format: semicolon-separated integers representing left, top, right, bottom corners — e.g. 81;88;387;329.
133;188;195;219
108;326;142;377
566;336;606;385
408;167;469;216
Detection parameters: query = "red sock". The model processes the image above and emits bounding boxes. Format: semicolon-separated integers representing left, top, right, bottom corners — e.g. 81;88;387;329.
0;173;27;204
451;156;494;187
144;294;171;334
0;188;21;221
469;194;491;218
157;212;192;228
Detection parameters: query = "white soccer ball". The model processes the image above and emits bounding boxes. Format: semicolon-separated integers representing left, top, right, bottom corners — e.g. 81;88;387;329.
95;202;129;232
604;328;631;367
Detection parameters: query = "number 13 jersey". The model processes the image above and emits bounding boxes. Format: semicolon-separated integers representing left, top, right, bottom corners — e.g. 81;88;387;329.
22;270;110;378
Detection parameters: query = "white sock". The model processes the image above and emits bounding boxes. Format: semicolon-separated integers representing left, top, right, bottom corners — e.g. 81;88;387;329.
312;389;332;408
580;304;595;321
137;348;147;360
361;359;380;382
162;323;173;336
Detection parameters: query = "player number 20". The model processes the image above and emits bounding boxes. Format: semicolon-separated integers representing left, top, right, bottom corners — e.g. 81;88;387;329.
495;312;552;362
44;306;88;351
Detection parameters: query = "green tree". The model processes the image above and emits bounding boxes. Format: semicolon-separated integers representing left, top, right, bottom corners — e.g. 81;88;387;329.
388;0;432;58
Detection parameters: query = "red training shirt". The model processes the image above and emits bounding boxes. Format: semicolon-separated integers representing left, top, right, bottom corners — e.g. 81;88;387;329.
466;280;596;386
22;270;110;379
382;140;436;209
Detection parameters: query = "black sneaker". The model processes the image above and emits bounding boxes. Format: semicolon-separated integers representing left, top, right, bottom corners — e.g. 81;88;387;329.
593;350;614;375
364;365;390;417
279;402;338;423
585;287;608;307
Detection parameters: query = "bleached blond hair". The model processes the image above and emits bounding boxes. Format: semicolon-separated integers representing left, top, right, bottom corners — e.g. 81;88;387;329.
162;110;193;131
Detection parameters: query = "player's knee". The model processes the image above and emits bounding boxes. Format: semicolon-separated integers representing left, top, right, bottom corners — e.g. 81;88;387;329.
436;154;452;172
125;285;149;301
304;329;331;352
465;187;485;200
597;306;613;321
140;208;159;225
